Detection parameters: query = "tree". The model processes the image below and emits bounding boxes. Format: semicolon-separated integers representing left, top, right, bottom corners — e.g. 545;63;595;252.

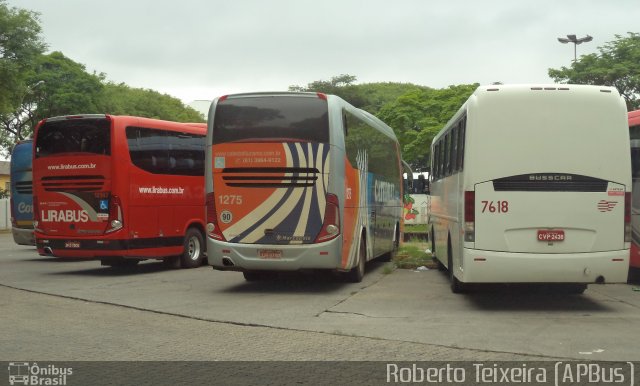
289;74;428;112
548;32;640;110
377;84;478;170
98;82;204;123
0;51;105;155
0;0;46;115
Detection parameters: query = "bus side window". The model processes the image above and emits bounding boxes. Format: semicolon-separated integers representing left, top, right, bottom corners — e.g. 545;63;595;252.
342;111;348;137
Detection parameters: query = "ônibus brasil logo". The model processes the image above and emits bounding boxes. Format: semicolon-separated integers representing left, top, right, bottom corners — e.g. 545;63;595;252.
7;362;73;385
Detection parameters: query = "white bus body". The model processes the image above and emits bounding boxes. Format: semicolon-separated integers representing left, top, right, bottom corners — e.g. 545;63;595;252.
429;84;631;292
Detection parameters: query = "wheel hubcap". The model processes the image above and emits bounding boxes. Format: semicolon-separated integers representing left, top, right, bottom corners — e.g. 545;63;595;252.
188;237;200;261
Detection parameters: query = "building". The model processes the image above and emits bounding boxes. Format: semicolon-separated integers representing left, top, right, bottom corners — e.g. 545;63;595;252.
0;161;9;193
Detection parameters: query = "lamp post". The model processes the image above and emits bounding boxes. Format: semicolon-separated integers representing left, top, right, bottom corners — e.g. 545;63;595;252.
557;34;593;63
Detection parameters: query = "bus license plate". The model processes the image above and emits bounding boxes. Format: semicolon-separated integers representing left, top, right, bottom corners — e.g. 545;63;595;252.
258;249;282;259
65;241;81;248
537;230;565;242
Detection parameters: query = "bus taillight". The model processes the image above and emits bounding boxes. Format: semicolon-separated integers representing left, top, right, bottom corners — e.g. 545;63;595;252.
464;191;475;242
206;192;226;241
33;195;42;232
315;193;340;243
625;192;631;243
106;195;123;233
9;197;15;226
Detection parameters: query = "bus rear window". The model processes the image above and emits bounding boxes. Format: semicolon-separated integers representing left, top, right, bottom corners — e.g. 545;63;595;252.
212;95;329;144
35;118;111;158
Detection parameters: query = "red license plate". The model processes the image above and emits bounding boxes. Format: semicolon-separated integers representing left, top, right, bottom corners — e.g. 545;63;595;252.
258;249;282;259
537;230;565;242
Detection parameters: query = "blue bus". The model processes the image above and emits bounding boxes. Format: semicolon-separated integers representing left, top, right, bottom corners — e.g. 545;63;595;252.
10;139;34;245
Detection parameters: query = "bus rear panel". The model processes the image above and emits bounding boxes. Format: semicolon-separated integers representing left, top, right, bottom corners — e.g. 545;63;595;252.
430;85;630;289
34;115;207;264
207;93;343;271
10;139;35;246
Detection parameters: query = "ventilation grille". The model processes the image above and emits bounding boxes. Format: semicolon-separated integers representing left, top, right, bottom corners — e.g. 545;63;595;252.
493;173;608;192
222;167;319;188
15;181;32;194
41;175;105;192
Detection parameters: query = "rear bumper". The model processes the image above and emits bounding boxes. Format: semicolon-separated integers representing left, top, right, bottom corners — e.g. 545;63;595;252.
460;248;629;283
12;227;35;246
35;233;183;259
208;237;343;271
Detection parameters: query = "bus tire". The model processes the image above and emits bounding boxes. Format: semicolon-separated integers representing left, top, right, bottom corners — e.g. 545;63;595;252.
379;225;400;262
181;228;204;268
448;238;465;294
345;237;366;283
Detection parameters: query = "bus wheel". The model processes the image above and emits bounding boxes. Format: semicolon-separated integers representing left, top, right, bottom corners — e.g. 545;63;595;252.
345;238;366;283
379;229;398;262
181;228;204;268
448;239;465;294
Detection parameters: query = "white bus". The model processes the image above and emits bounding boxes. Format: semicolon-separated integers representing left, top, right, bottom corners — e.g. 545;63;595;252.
205;92;404;282
429;84;631;293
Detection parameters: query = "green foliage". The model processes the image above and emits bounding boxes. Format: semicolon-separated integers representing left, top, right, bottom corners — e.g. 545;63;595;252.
548;32;640;110
0;188;9;199
0;0;46;115
31;51;105;121
289;74;427;111
377;84;478;170
290;74;476;171
393;244;435;269
0;51;105;154
0;51;203;156
98;82;204;122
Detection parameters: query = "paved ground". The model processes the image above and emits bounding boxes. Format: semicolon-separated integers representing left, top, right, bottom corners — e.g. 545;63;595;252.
1;233;639;362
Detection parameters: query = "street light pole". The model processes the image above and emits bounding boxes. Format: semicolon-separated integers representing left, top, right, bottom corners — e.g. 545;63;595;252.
557;34;593;63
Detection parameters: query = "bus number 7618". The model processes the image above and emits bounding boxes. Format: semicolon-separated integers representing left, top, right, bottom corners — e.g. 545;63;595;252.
481;200;509;213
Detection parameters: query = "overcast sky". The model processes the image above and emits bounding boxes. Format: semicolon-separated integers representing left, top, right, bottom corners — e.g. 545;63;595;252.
9;0;640;105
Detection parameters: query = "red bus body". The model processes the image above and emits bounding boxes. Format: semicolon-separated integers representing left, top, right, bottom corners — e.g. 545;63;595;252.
33;115;206;265
630;109;640;269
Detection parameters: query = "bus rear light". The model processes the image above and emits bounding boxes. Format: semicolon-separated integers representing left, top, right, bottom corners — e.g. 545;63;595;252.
106;195;123;234
316;93;327;100
9;197;15;226
33;195;42;233
315;193;340;243
206;192;226;241
624;192;631;243
464;191;475;242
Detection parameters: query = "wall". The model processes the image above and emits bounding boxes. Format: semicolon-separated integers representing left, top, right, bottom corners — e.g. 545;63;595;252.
0;198;10;230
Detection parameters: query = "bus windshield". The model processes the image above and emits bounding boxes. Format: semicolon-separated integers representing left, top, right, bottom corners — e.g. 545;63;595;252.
212;95;329;144
35;117;111;157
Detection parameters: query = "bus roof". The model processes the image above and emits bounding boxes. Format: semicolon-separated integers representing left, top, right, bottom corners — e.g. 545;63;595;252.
629;109;640;125
433;83;622;144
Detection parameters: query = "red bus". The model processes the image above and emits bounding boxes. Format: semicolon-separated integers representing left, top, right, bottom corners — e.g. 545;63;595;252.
33;114;207;268
630;109;640;272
